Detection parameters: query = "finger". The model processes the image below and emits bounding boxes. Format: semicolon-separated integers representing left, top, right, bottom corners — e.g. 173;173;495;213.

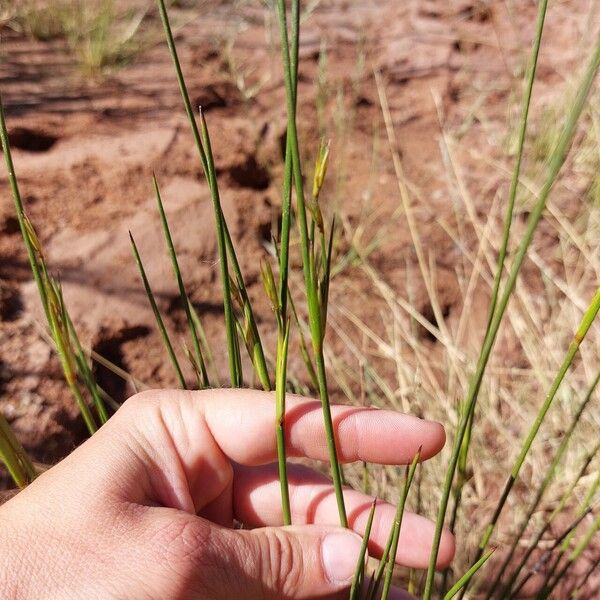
109;389;444;513
232;525;367;599
146;506;368;600
234;463;455;569
169;388;446;465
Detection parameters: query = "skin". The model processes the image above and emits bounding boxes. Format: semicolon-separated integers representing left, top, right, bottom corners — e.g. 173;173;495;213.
0;389;455;599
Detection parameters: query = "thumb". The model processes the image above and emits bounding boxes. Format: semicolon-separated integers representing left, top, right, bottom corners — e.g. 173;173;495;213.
222;525;365;599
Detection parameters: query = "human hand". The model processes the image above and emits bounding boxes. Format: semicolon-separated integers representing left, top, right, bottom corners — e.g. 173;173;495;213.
0;389;454;599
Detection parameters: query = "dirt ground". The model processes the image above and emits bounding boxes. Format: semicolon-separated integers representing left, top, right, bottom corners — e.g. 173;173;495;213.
1;0;599;596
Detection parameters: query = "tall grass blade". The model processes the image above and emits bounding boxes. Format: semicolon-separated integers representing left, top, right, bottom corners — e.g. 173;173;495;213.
0;415;36;487
156;0;269;388
509;452;599;599
485;0;548;327
535;511;600;600
275;318;292;524
380;450;421;600
275;0;347;528
129;231;187;389
0;94;50;324
197;108;240;386
2;93;102;435
49;280;97;435
424;37;600;599
274;0;299;522
189;303;220;385
443;548;495;600
489;370;600;597
64;311;109;424
153;174;209;387
349;498;376;600
277;0;299;323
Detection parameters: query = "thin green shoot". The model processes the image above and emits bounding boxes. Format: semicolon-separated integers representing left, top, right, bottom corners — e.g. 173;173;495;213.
509;448;599;598
1;93;104;434
277;0;299;324
535;510;600;600
0;414;36;488
261;258;292;523
273;0;299;523
48;280;97;435
443;549;495;600
0;94;50;327
485;0;548;328
64;310;109;424
489;369;600;597
129;231;187;389
156;0;270;389
189;303;220;386
349;498;376;600
153;174;209;387
275;0;347;528
380;450;421;600
197;108;240;387
275;317;292;524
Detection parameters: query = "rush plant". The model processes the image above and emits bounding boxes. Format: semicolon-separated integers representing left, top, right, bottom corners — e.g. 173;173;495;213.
1;1;599;598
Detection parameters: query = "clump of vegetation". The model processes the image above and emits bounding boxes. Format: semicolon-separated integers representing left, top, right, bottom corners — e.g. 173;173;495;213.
4;0;147;75
1;0;599;598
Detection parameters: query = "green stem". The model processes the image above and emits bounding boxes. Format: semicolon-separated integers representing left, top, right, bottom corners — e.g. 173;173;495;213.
65;312;109;424
509;452;599;599
130;232;187;389
448;0;547;590
0;415;35;487
443;549;495;600
158;0;271;388
381;452;421;600
275;0;347;528
273;0;299;530
490;370;600;598
197;109;239;386
349;499;376;600
278;0;299;323
275;319;292;525
485;0;548;327
153;174;209;387
0;94;50;325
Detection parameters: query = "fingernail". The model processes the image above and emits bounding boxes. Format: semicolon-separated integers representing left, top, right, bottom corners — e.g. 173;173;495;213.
322;531;363;584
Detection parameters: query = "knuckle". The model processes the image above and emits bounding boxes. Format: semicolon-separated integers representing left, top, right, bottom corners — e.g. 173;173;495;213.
254;529;304;596
152;516;207;566
148;517;231;597
117;390;160;420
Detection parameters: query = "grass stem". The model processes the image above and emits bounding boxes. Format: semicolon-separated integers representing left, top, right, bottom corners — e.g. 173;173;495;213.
130;232;187;389
275;0;347;528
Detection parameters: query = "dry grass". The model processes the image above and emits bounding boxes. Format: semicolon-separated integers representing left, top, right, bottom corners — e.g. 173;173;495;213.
3;0;149;76
319;35;600;593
